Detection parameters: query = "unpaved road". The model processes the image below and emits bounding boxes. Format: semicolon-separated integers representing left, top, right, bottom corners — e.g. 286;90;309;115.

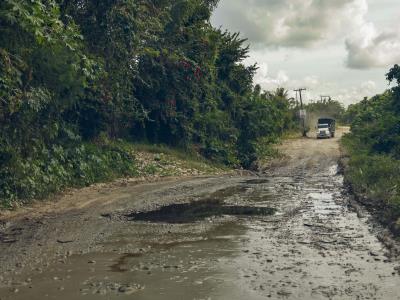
1;128;400;299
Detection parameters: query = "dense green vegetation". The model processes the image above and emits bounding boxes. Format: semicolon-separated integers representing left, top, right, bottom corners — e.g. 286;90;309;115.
0;0;296;207
342;65;400;234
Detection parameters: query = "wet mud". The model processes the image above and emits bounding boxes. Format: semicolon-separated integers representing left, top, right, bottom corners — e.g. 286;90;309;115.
1;128;400;299
126;198;275;223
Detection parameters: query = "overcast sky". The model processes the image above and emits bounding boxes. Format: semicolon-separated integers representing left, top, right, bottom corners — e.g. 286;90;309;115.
211;0;400;106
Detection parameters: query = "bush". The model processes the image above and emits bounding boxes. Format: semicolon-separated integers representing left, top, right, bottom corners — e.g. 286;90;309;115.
0;142;138;208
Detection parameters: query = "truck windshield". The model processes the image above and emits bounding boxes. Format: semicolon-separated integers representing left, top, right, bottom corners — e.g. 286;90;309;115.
318;124;329;129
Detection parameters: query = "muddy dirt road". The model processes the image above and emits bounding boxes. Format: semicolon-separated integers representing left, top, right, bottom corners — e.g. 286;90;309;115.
1;128;400;299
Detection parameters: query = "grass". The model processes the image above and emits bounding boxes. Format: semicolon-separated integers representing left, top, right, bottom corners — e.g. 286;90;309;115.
280;130;302;140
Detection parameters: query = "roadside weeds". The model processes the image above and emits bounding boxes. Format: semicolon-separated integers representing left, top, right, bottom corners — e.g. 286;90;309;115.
339;144;400;258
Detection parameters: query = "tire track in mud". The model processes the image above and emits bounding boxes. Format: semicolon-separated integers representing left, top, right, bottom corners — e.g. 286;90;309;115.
237;165;399;299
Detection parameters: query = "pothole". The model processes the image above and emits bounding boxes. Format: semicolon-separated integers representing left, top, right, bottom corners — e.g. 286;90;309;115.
244;178;270;185
126;199;275;224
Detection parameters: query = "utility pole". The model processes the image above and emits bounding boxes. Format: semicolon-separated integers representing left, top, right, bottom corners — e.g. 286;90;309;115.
294;88;307;137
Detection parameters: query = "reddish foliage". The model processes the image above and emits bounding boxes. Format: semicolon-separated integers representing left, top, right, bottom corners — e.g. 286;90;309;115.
166;98;176;108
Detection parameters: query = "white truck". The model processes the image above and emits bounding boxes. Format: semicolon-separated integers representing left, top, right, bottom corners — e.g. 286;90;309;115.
316;118;336;139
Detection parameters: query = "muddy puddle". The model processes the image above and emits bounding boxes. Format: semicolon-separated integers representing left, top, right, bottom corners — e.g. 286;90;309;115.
126;199;276;223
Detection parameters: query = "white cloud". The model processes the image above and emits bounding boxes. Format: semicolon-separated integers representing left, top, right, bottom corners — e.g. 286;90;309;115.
361;80;377;90
343;0;400;68
212;0;357;48
254;69;290;89
252;66;319;92
212;0;400;69
345;30;400;69
335;80;379;105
